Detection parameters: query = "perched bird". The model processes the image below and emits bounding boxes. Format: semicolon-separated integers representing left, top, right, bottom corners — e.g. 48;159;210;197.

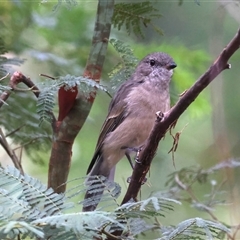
83;52;177;211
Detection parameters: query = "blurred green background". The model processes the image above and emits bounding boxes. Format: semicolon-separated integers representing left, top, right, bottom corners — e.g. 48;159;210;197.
1;0;240;238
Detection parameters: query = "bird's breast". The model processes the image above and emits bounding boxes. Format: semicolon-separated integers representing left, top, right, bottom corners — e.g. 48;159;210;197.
125;81;170;116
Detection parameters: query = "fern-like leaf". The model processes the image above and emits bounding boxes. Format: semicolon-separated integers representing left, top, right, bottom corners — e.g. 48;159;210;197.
0;93;52;164
113;1;162;38
33;212;125;240
36;74;109;124
117;197;180;219
0;166;75;239
0;166;73;218
160;217;229;240
113;197;181;237
0;221;44;239
37;88;55;124
109;38;138;93
0;165;229;239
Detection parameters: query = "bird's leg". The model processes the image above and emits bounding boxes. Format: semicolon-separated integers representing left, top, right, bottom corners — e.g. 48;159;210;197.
125;150;134;169
121;146;147;185
125;146;142;164
121;146;137;169
122;146;143;166
134;146;143;164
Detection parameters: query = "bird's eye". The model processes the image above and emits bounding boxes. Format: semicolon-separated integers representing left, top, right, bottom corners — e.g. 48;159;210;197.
149;59;156;66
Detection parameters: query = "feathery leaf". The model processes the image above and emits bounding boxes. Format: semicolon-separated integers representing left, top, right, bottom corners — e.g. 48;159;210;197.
113;1;162;38
109;38;138;93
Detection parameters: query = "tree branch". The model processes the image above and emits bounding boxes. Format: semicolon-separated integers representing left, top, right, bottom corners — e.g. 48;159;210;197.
122;28;240;204
47;0;115;193
0;71;39;108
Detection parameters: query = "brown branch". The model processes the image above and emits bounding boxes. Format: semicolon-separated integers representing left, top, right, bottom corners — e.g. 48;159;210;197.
122;28;240;205
47;0;115;193
0;71;40;108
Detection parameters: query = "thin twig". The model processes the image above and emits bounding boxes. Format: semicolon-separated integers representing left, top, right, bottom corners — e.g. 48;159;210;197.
0;73;9;81
5;124;26;138
39;73;56;80
0;128;24;174
0;71;40;108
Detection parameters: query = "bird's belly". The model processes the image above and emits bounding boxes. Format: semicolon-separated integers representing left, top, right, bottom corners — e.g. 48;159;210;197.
102;114;155;168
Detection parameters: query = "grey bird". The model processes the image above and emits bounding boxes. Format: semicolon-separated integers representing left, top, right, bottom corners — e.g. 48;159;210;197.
83;52;177;211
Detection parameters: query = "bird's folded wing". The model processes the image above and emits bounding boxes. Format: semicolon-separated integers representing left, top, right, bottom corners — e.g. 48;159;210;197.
86;80;138;174
86;105;127;174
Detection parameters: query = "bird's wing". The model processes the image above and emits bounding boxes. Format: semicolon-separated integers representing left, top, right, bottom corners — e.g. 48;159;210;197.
86;80;138;174
86;103;127;174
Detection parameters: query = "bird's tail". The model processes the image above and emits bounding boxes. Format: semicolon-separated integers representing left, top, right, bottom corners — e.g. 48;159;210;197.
82;155;112;212
82;175;107;211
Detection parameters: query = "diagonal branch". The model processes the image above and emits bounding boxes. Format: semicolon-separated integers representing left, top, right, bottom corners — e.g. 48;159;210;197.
122;28;240;204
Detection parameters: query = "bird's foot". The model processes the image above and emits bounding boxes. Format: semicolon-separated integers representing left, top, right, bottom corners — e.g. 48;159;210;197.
127;176;147;185
156;111;164;122
122;146;143;163
122;146;147;185
122;146;143;165
134;146;143;164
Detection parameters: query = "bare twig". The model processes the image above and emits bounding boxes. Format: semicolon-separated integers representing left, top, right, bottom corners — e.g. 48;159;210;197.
122;28;240;205
5;124;26;138
0;128;24;174
39;73;56;80
0;71;40;109
0;73;9;81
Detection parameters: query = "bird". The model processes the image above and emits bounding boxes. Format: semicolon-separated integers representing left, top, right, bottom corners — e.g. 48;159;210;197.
83;52;177;211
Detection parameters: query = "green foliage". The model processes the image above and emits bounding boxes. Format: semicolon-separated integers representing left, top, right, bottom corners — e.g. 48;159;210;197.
108;38;139;93
0;37;24;78
0;166;174;239
52;0;78;11
0;92;52;164
1;1;94;75
113;1;162;38
37;87;55;124
37;75;109;124
161;159;240;220
0;166;72;239
0;164;231;239
0;38;51;164
160;218;228;239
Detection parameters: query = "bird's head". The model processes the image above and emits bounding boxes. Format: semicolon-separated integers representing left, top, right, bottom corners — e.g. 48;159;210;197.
137;52;177;79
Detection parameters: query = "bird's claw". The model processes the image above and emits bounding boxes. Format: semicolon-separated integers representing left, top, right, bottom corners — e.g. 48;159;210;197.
127;176;147;185
135;146;143;163
156;111;164;122
122;146;143;164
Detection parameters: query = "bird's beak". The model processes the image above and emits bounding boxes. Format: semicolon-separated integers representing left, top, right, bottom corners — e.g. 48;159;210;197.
166;62;177;70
